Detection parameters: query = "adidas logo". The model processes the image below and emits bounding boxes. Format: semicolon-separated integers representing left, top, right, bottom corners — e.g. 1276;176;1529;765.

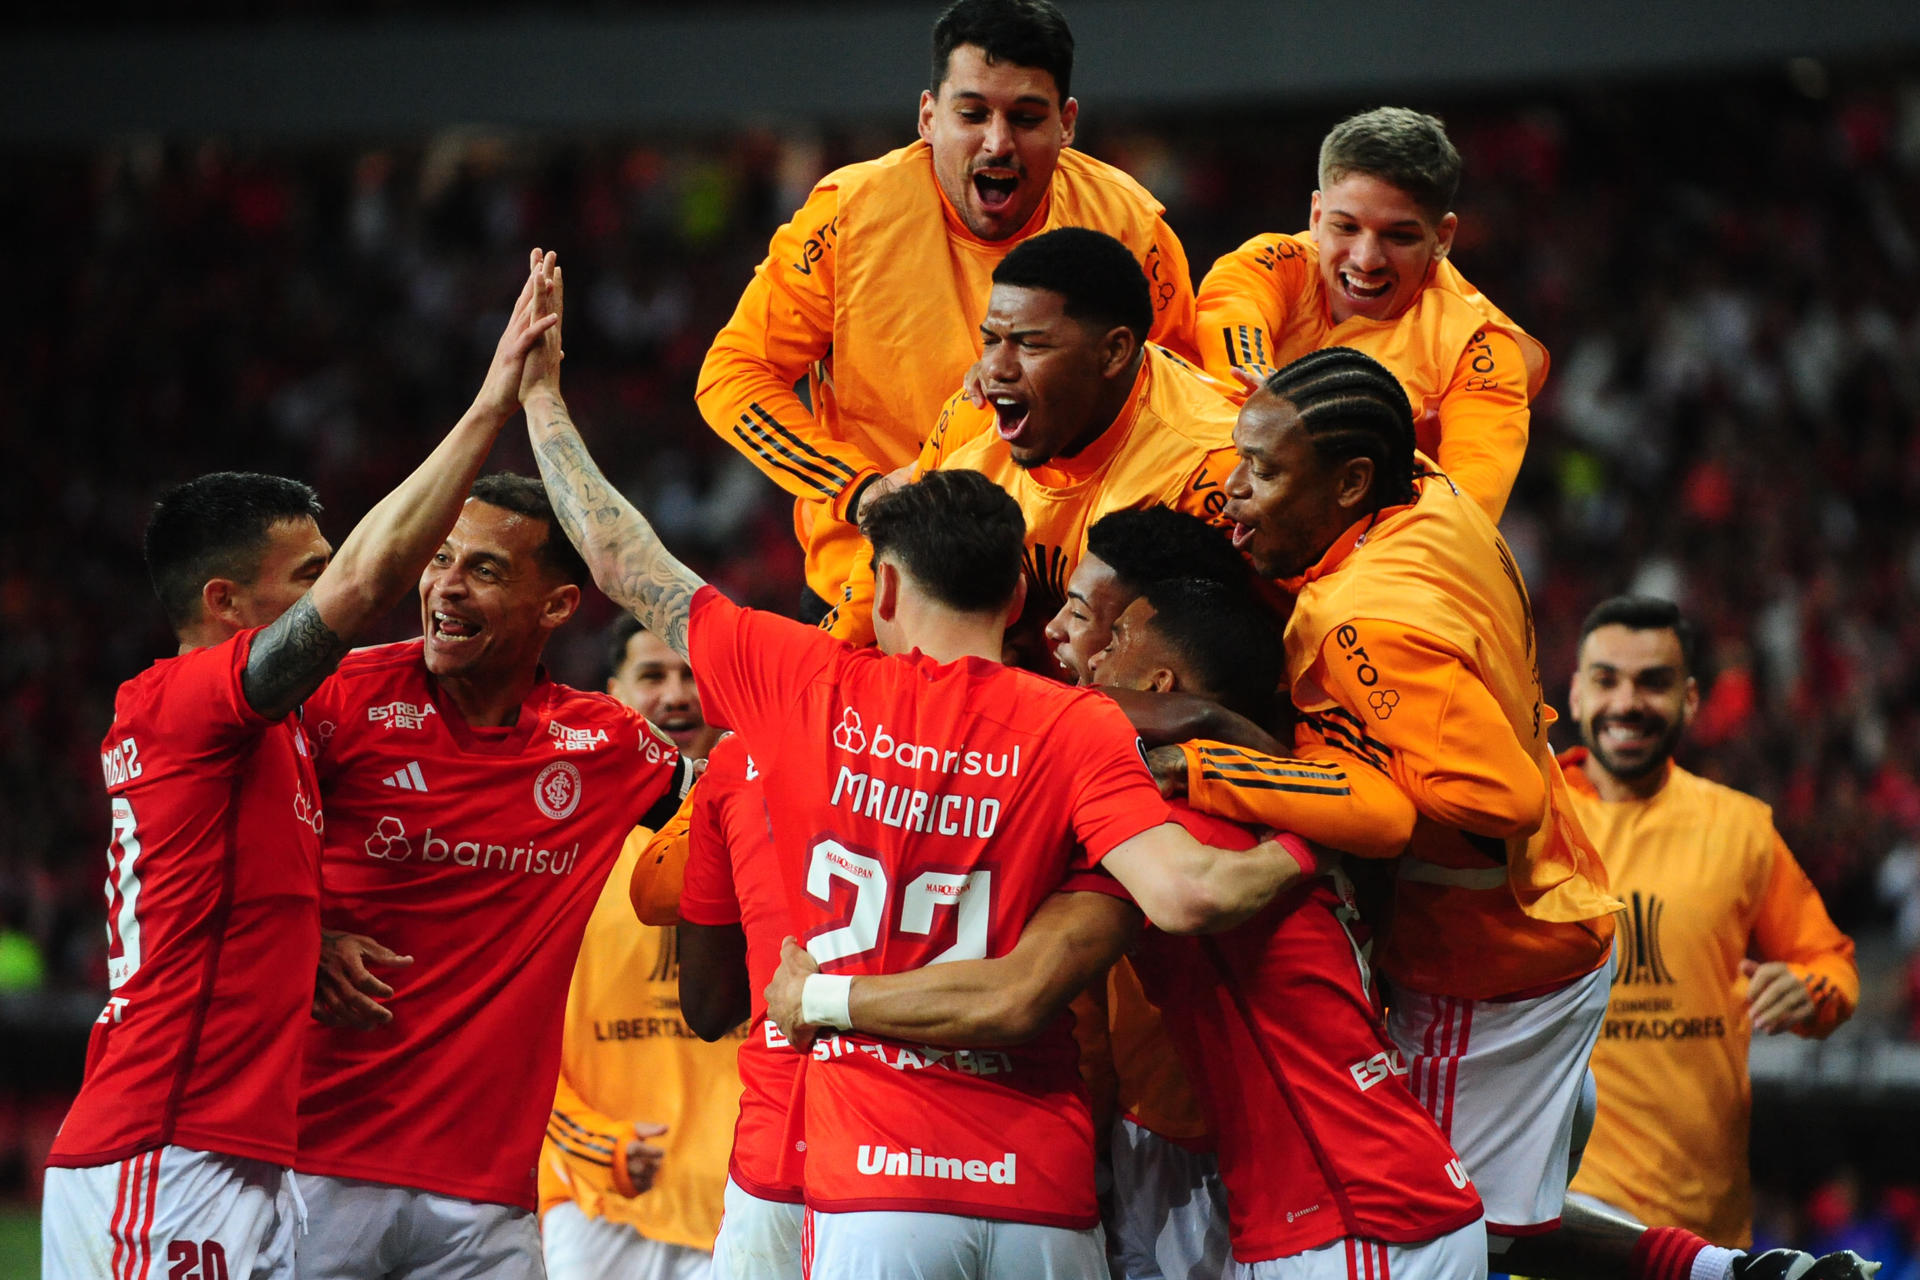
381;761;428;792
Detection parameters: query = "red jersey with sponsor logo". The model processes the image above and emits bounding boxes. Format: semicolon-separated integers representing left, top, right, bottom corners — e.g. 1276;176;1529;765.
677;734;805;1204
1137;807;1483;1261
51;629;324;1170
295;641;687;1209
688;587;1171;1228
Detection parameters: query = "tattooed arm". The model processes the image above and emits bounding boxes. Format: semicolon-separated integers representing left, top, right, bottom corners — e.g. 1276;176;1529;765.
519;254;707;658
242;260;559;720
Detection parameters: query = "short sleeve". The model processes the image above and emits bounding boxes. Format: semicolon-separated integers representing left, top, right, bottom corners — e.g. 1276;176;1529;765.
154;629;275;756
1062;696;1176;867
688;586;841;739
680;740;748;928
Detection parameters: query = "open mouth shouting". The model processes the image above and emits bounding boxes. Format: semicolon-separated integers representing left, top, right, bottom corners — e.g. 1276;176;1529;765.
991;392;1032;447
972;167;1022;214
1336;268;1395;313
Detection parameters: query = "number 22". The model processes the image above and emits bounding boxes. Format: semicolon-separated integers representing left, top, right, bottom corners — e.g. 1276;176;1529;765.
806;838;992;966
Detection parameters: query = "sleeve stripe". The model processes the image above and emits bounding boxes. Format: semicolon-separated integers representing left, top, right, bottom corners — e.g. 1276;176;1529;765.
549;1109;619;1154
749;403;859;485
1253;328;1267;366
1221;326;1243;368
1197;769;1352;797
732;422;838;497
545;1127;615;1168
1194;747;1349;783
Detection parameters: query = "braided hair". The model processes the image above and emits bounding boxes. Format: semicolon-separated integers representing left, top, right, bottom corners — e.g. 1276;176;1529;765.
1261;347;1420;511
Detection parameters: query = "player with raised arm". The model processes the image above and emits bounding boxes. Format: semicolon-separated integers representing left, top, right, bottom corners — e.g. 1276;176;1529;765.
698;0;1196;621
823;227;1236;657
1196;107;1544;521
1562;598;1860;1255
1169;348;1875;1280
42;265;558;1280
522;253;1306;1279
765;576;1488;1280
536;616;740;1280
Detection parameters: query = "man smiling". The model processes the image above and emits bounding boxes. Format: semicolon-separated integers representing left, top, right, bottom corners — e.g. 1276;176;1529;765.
698;0;1195;620
1195;107;1544;521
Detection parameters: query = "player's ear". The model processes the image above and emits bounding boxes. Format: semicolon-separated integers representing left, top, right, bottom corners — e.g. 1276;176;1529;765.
1333;456;1376;513
874;559;902;624
1432;211;1459;261
541;582;583;631
1680;674;1701;728
1058;96;1078;147
917;89;938;144
1000;573;1028;631
1309;189;1324;235
1148;667;1177;695
1101;325;1138;379
201;577;242;629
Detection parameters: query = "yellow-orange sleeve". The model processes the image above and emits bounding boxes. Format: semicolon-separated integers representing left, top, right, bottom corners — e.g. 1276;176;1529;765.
1312;623;1546;840
1751;832;1859;1038
1433;327;1531;523
545;1068;634;1204
1142;215;1200;363
631;800;696;927
695;182;881;518
1194;233;1308;386
1175;736;1413;860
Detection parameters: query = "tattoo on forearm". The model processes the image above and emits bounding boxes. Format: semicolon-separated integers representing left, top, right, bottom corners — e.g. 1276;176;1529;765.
242;594;349;720
528;401;704;657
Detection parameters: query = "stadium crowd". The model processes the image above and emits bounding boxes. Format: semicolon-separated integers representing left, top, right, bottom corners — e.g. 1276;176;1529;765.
5;3;1920;1272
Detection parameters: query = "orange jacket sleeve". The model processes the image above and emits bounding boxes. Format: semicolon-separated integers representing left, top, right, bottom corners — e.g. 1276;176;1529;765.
1142;215;1201;363
1175;733;1414;860
1194;233;1312;386
1750;832;1859;1038
1432;327;1531;523
695;182;881;520
631;794;697;927
548;1068;649;1199
1310;622;1546;840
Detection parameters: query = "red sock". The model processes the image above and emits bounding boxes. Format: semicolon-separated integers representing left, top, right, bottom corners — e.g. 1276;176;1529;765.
1631;1226;1711;1280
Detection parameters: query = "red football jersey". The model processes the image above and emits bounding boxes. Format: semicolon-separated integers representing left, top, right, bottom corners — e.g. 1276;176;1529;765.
295;641;688;1209
50;629;324;1169
1137;806;1484;1262
677;734;805;1205
688;588;1171;1228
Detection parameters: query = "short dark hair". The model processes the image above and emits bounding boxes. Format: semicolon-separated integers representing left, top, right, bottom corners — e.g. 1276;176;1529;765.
1579;596;1701;677
1085;506;1251;597
931;0;1073;101
469;473;588;587
144;471;325;632
993;228;1152;343
604;613;645;684
1134;577;1284;724
1263;347;1419;512
861;469;1026;614
1318;107;1462;223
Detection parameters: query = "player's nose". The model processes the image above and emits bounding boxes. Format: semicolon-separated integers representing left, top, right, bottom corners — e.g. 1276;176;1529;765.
1350;233;1387;271
980;113;1015;158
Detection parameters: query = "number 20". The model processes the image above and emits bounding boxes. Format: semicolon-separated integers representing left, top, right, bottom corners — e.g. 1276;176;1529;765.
806;839;991;967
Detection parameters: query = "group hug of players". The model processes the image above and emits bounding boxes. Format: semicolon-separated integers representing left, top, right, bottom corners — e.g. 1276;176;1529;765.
42;2;1877;1279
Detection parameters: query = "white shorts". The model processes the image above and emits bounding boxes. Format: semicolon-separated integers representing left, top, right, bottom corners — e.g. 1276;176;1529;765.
804;1206;1106;1280
42;1145;303;1280
292;1173;541;1280
710;1179;803;1280
1386;959;1612;1236
1108;1117;1232;1280
541;1201;710;1280
1233;1219;1486;1280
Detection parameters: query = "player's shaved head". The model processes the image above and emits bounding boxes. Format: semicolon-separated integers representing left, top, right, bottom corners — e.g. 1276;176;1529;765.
932;0;1073;100
862;469;1026;614
1318;107;1461;224
993;228;1153;344
144;471;326;631
469;472;588;587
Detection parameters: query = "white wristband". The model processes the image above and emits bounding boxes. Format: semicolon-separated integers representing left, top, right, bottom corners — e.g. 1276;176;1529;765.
800;973;854;1031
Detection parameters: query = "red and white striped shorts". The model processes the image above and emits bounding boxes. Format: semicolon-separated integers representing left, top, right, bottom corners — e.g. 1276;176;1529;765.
1232;1218;1487;1279
42;1145;301;1280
